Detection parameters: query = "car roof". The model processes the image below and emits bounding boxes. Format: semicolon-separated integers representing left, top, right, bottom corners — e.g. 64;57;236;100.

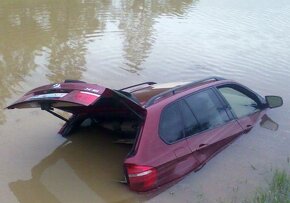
130;82;189;105
122;77;228;107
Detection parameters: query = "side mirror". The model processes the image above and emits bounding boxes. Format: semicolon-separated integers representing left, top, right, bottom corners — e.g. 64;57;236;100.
265;96;283;108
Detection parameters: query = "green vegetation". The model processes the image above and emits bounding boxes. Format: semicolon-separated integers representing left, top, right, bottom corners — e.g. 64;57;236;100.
246;170;290;203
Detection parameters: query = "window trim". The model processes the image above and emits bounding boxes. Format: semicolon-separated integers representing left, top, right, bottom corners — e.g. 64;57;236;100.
158;88;232;145
182;88;232;138
178;99;201;138
212;87;236;120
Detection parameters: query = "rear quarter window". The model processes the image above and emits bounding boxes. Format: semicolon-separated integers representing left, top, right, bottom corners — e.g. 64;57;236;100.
159;102;184;144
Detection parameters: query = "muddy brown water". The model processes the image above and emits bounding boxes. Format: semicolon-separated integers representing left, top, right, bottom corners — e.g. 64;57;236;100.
1;0;290;202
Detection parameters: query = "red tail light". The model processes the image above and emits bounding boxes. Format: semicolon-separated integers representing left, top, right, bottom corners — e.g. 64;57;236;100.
125;164;157;192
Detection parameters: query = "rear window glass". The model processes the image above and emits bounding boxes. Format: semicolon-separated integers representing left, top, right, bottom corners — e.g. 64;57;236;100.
185;89;229;132
159;102;184;144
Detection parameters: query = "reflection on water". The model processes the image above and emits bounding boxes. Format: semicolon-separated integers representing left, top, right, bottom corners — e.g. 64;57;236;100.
9;127;138;203
260;114;279;131
118;0;195;73
0;0;105;123
0;0;195;123
119;1;156;73
0;1;38;123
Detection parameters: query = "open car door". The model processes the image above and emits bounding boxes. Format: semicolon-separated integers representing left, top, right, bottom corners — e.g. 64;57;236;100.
7;81;146;136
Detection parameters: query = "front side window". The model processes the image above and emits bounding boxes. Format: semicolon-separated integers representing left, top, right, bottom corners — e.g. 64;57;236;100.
159;102;184;144
185;89;230;132
218;86;260;118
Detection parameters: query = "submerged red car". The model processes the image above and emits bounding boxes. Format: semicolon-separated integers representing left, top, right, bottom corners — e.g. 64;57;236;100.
7;77;283;192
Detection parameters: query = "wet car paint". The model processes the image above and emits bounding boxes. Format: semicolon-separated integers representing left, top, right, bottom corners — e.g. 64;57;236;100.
7;78;282;192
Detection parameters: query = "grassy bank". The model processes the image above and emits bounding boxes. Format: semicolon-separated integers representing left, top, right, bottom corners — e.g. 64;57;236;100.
246;169;290;203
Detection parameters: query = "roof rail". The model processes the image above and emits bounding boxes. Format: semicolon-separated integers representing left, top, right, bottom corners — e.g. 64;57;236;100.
119;82;156;91
64;79;86;83
144;76;225;107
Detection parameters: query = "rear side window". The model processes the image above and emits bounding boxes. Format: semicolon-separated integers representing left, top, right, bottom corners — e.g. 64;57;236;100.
159;102;184;143
185;89;229;132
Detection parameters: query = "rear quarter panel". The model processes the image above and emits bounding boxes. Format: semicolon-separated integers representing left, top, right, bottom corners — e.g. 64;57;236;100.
125;99;198;188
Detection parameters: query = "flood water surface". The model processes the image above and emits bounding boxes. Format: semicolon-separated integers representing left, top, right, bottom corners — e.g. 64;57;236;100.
1;0;290;202
9;127;135;203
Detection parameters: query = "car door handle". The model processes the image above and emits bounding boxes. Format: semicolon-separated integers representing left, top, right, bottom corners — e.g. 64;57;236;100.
244;124;253;133
197;144;208;150
246;124;253;130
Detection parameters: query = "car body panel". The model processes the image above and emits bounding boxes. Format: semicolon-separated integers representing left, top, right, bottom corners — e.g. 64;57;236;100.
7;83;106;109
186;120;244;165
236;111;263;133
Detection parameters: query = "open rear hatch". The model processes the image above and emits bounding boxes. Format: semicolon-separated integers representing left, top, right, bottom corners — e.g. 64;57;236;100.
7;81;146;136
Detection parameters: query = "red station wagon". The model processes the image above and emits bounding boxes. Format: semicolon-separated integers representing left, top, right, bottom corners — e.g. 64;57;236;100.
7;77;283;192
